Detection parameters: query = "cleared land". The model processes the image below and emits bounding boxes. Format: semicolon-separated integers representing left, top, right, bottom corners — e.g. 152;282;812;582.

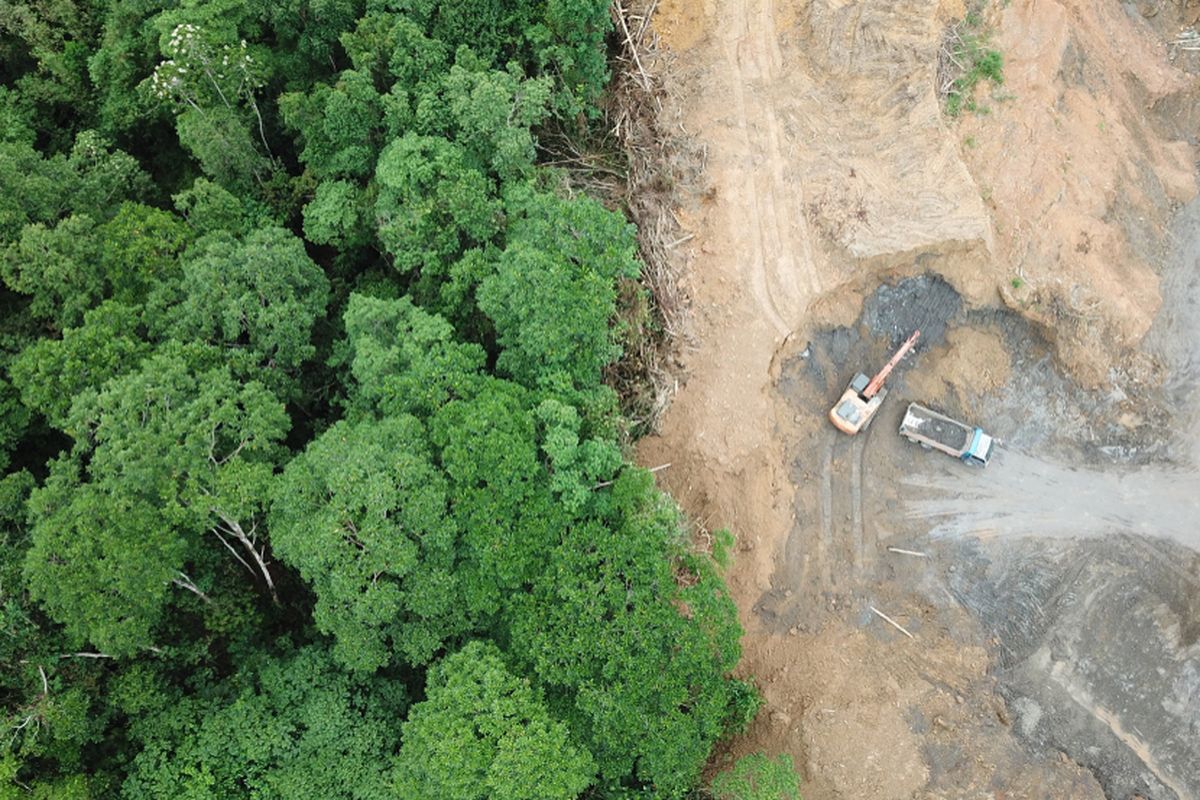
638;0;1200;797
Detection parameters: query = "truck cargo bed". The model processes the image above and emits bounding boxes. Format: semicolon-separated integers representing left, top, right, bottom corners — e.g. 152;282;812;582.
900;406;970;451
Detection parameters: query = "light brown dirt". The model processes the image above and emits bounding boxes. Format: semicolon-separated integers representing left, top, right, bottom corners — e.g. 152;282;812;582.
905;327;1011;414
635;0;1198;796
653;0;710;51
957;0;1197;387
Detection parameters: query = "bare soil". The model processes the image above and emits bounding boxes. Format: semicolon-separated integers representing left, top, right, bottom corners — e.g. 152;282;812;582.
633;0;1200;797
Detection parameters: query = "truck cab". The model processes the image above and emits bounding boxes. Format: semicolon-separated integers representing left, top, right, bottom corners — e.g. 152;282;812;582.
962;428;994;466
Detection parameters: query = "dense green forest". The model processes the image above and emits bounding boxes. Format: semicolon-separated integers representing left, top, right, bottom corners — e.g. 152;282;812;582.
0;1;766;797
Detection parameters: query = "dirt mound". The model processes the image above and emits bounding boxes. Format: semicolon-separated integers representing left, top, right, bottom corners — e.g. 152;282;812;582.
905;327;1012;414
792;0;992;267
958;0;1198;387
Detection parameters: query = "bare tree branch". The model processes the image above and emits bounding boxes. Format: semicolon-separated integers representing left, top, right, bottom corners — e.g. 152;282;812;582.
211;507;279;603
171;571;213;604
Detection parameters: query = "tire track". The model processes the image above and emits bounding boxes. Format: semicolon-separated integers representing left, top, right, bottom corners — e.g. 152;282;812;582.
851;435;866;573
812;433;873;589
819;441;834;588
717;0;822;335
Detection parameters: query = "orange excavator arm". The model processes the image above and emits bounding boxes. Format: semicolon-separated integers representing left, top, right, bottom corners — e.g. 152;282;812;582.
863;330;921;398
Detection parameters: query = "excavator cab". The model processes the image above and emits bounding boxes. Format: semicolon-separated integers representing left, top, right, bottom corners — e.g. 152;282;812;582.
829;382;887;434
828;331;920;435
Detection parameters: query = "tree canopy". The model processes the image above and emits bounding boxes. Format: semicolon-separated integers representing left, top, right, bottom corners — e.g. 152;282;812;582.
0;1;760;797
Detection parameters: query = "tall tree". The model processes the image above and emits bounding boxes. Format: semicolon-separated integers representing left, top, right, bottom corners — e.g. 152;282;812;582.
147;227;330;399
478;185;640;392
373;133;499;285
123;646;405;800
24;347;290;655
395;640;595;800
270;414;464;673
507;469;755;797
341;293;486;420
9;300;149;428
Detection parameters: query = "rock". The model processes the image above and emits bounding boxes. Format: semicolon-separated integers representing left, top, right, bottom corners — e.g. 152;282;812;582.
995;698;1010;726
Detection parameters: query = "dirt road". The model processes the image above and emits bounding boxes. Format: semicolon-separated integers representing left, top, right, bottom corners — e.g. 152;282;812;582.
906;451;1200;549
638;0;1200;797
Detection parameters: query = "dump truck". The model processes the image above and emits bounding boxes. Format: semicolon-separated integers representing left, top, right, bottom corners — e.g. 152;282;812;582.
898;402;995;466
829;330;921;435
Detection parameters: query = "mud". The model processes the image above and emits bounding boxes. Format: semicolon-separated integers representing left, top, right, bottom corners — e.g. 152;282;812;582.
909;199;1200;800
771;268;1200;800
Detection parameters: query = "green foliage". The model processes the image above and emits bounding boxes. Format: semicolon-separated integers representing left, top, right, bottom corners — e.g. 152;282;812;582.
0;2;754;797
395;641;595;800
508;469;751;796
534;397;621;514
271;415;465;672
97;202;192;304
172;178;257;236
0;87;37;144
0;470;38;665
943;15;1004;118
0;471;117;796
374;133;500;279
0;379;29;473
1;215;105;328
430;379;567;606
10;300;150;428
66;346;290;520
339;12;449;89
301;179;373;248
711;753;803;800
146;22;278;191
0;131;148;244
148;227;329;397
0;142;72;241
25;468;183;656
478;186;640;390
280;71;385;180
173;105;272;192
421;53;553;180
342;293;486;419
0;0;102;147
87;0;170;138
24;348;290;654
64;130;151;211
540;0;613;115
124;646;405;799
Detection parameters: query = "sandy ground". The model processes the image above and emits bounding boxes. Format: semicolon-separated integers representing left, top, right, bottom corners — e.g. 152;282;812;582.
635;0;1200;797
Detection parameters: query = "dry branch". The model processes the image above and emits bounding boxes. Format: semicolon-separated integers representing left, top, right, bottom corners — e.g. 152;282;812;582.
886;546;929;558
870;606;915;639
600;0;705;433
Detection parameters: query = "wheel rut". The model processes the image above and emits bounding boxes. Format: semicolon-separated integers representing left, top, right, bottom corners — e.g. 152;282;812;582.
718;0;821;335
810;430;873;594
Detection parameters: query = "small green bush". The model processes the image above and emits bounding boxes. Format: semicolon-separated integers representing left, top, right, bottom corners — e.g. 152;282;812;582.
943;6;1006;118
711;753;802;800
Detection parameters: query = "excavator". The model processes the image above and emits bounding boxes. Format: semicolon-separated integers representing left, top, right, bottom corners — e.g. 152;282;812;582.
828;330;921;435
